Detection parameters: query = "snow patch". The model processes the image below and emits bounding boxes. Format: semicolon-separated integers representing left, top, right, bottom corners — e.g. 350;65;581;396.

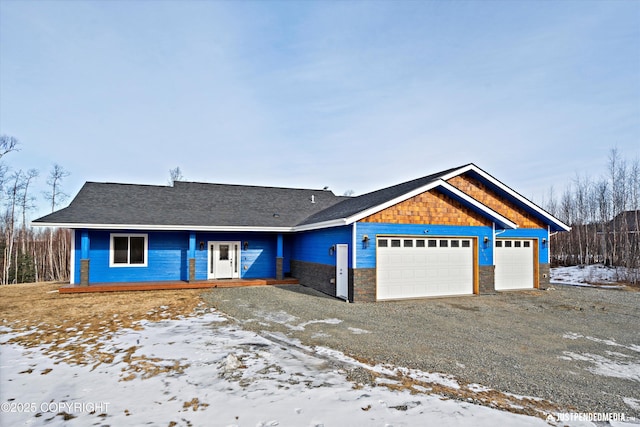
0;311;579;426
551;265;630;288
624;397;640;411
561;352;640;382
347;327;371;334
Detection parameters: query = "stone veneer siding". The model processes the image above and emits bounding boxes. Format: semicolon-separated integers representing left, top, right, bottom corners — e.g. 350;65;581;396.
352;268;376;303
478;265;495;294
275;257;284;280
290;260;337;298
539;263;550;289
188;258;196;282
80;259;90;286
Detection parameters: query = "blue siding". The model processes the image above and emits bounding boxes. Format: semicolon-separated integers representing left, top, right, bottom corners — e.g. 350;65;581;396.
72;224;548;284
291;226;353;267
73;231;82;284
192;232;277;280
75;230;285;283
87;230;188;283
283;234;294;274
356;223;494;267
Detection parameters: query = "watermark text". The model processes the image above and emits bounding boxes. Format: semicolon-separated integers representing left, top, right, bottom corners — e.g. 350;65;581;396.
1;401;110;414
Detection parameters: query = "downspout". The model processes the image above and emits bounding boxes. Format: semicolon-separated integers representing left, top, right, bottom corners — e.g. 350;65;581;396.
548;225;552;263
352;223;357;269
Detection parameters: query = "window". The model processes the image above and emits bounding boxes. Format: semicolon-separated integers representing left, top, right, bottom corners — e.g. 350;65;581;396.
451;240;460;248
110;234;148;267
524;241;530;248
505;241;512;248
439;240;448;247
391;239;401;247
416;239;426;248
515;241;522;247
461;240;471;248
496;241;502;247
428;240;437;247
378;239;388;247
404;239;413;247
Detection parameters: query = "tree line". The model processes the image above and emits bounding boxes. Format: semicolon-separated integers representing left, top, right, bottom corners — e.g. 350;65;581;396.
544;148;640;284
0;135;71;284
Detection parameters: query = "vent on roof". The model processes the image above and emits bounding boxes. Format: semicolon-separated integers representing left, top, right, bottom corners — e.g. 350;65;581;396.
311;195;316;203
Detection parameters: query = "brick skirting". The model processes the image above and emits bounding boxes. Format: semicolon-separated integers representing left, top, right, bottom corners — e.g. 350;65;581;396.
478;265;495;293
80;259;90;286
352;268;376;302
539;263;550;288
290;260;337;298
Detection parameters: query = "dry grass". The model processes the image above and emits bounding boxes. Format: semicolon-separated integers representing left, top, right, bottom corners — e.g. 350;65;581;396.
1;282;203;327
0;282;205;376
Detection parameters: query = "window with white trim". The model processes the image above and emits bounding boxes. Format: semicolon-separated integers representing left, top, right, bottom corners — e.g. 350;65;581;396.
110;234;148;267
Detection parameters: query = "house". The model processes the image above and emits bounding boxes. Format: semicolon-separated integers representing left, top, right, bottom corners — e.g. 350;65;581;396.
606;210;640;234
32;164;570;302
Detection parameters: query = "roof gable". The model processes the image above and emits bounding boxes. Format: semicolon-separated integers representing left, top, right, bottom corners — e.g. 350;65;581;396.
359;188;493;226
442;165;570;232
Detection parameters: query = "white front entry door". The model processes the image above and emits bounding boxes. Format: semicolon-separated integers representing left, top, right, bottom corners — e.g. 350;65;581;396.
208;241;240;279
336;244;348;300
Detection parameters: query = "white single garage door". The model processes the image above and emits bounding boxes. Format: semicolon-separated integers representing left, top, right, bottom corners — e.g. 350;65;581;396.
495;239;534;290
377;237;474;300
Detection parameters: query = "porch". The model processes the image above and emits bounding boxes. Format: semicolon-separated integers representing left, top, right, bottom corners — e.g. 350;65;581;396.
58;278;299;294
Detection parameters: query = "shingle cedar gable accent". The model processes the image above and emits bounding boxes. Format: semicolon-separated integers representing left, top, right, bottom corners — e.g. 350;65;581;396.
360;189;492;226
447;174;546;229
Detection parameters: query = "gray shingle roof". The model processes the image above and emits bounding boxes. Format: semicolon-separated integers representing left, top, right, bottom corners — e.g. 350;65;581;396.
33;163;568;232
298;165;465;225
33;181;348;228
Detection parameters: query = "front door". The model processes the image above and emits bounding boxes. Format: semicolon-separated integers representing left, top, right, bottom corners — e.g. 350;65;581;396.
336;244;348;300
208;241;240;279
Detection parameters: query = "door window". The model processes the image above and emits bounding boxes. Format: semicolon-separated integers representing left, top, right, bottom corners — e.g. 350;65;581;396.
219;245;229;261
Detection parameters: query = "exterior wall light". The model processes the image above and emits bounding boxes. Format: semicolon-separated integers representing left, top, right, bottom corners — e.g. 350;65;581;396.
483;236;489;244
362;235;370;249
199;241;204;251
542;238;547;247
329;245;335;256
244;241;249;250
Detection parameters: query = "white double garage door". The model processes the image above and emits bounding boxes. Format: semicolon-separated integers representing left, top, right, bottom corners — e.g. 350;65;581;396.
377;237;534;300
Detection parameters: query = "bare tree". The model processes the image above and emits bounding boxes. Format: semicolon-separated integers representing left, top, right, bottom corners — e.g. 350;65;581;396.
19;169;39;253
3;171;25;284
43;164;70;212
546;148;639;284
0;135;19;160
41;164;70;281
168;166;184;186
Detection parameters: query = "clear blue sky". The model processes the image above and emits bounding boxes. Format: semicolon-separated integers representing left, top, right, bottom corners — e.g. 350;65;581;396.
1;0;639;220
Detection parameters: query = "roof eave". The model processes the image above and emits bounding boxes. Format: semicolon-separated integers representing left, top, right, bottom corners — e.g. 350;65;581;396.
292;219;349;232
30;222;295;233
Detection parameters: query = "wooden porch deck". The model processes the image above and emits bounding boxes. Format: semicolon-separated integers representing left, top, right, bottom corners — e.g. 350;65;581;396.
58;278;299;294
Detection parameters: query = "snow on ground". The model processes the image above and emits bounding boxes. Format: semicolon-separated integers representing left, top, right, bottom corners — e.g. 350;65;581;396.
0;306;599;427
559;332;640;391
551;265;632;288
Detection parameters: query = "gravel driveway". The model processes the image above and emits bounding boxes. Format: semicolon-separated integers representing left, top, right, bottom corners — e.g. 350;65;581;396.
203;284;640;418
